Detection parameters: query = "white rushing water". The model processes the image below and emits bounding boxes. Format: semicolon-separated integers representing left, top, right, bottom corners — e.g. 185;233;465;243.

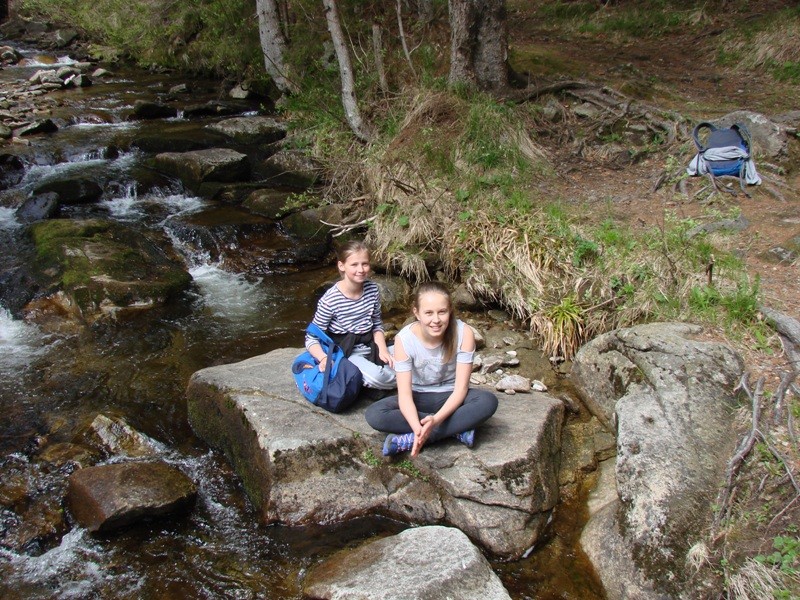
0;309;47;374
0;206;20;230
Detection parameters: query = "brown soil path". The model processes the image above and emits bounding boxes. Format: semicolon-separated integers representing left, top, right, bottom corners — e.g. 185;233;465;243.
508;3;800;382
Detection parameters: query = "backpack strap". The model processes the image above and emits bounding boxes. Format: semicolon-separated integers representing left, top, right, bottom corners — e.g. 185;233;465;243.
306;322;334;349
731;123;752;152
319;335;336;406
692;122;717;152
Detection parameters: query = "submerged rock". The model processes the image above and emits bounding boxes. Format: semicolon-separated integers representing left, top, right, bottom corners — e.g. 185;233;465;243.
129;100;178;120
186;346;563;559
304;525;511;599
32;176;102;205
83;414;163;459
15;192;60;223
67;461;197;533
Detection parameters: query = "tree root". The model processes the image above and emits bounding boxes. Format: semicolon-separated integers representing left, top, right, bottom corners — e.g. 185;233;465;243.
714;366;800;535
713;374;764;531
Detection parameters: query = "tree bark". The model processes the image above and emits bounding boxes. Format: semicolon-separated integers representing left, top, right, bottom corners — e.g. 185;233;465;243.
418;0;435;24
256;0;297;95
448;0;509;92
397;0;417;78
322;0;374;142
372;22;389;94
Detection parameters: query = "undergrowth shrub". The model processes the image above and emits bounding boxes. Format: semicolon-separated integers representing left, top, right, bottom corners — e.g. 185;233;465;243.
19;0;260;76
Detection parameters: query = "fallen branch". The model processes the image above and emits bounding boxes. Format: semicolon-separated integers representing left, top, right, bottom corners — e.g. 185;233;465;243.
790;383;800;446
501;79;593;103
319;215;376;237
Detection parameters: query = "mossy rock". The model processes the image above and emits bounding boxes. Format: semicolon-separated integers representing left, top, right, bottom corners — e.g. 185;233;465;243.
29;219;191;318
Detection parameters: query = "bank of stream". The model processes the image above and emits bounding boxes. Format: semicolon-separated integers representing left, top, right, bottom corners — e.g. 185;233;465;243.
0;40;604;599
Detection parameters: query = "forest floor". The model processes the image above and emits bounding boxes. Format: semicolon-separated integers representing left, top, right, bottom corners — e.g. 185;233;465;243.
507;2;800;371
506;2;800;591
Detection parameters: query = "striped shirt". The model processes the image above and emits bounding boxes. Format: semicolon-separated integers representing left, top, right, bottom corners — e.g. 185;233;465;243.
305;280;384;349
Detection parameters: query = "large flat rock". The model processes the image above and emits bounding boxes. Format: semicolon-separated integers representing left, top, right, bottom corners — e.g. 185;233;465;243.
186;347;564;559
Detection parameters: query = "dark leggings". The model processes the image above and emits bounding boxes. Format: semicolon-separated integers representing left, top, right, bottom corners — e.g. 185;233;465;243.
364;388;498;442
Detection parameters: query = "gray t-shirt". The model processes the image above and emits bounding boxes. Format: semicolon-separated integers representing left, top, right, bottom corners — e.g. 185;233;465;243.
394;319;474;392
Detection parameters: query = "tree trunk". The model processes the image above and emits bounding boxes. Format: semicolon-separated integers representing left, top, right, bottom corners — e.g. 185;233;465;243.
372;22;389;94
256;0;297;95
418;0;435;24
322;0;374;142
448;0;509;92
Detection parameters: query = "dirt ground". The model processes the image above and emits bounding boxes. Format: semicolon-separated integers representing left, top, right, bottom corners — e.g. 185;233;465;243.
507;4;800;384
505;4;800;587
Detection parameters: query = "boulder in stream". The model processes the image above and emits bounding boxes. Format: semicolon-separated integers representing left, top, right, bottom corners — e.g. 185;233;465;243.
15;119;59;137
186;346;564;559
572;322;745;599
260;149;322;188
304;525;512;600
206;116;287;146
154;148;250;191
27;218;192;321
129;100;178;120
0;153;25;189
32;176;102;205
15;191;60;223
67;461;197;533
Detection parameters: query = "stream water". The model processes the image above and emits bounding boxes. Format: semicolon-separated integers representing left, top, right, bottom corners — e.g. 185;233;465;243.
0;42;604;599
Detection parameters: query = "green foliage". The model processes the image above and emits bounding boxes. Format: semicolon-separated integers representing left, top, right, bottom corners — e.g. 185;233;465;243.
770;60;800;83
716;5;800;83
755;536;800;576
572;236;599;267
362;448;380;467
461;97;527;172
394;458;427;481
20;0;260;75
535;0;706;39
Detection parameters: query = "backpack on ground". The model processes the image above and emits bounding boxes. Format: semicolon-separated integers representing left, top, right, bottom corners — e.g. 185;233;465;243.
686;121;761;196
291;323;363;413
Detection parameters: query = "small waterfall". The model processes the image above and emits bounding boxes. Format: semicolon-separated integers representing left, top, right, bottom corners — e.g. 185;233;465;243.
0;207;20;231
0;308;46;373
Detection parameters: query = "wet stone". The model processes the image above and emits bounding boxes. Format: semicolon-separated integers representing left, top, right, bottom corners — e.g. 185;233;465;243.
67;461;197;534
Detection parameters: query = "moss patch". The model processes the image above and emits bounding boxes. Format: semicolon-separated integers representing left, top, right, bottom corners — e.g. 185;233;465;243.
29;218;191;314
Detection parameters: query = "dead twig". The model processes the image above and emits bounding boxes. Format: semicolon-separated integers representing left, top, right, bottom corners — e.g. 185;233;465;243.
319;215;376;237
790;382;800;446
768;494;800;529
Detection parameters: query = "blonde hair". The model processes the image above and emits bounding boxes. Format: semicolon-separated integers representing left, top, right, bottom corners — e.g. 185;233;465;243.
413;281;457;362
335;240;370;263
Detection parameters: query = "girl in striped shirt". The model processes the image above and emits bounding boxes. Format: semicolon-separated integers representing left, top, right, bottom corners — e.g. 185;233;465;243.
305;241;396;390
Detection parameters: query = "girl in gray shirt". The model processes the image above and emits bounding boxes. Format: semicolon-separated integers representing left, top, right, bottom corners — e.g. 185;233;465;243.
365;282;498;457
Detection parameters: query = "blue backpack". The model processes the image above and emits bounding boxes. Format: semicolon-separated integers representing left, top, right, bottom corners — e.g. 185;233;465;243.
688;121;761;196
291;323;363;413
692;122;752;177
